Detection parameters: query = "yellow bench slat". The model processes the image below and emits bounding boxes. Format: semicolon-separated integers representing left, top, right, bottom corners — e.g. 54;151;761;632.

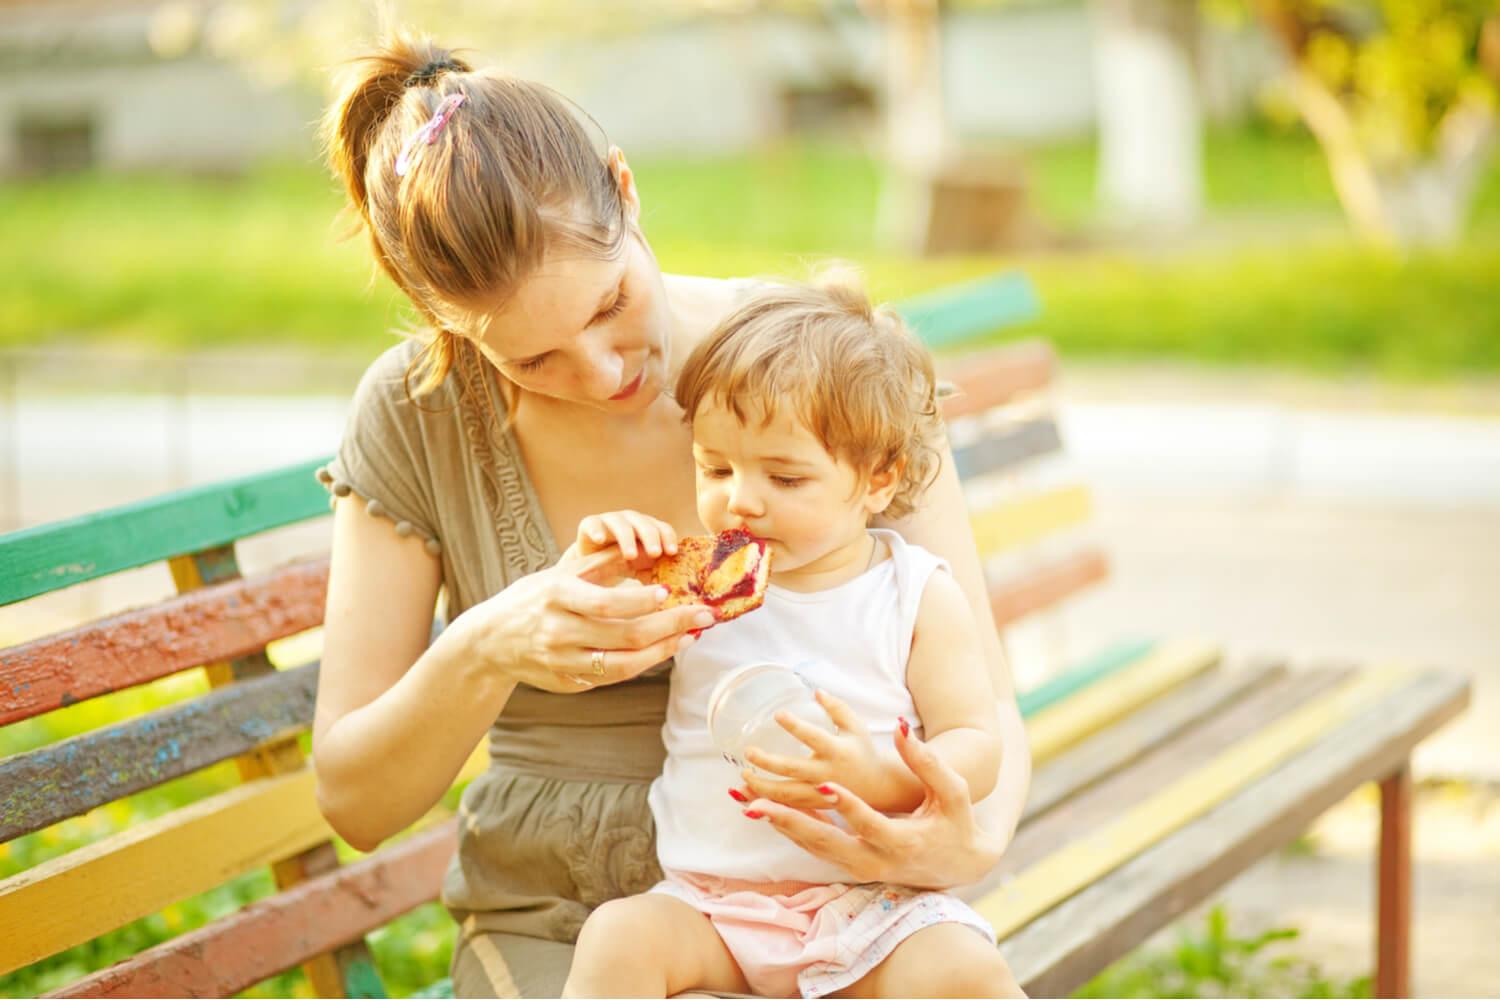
0;743;489;976
979;667;1408;939
970;484;1092;559
0;768;326;975
1026;640;1221;764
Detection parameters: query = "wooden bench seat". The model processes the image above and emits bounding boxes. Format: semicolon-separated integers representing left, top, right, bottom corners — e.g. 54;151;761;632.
0;275;1469;997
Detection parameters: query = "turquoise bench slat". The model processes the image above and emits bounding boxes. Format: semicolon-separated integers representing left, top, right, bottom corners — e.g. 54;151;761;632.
0;457;332;606
1017;638;1156;718
898;272;1041;350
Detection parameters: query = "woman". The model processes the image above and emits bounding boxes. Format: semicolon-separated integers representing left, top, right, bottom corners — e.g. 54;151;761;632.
311;31;1031;998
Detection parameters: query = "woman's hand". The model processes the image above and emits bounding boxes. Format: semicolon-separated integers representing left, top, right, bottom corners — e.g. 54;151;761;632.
739;722;1005;890
738;691;921;814
447;544;713;694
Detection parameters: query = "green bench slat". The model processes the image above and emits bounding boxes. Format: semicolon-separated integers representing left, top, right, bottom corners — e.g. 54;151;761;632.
1017;638;1156;718
0;662;318;842
898;272;1041;350
0;456;332;606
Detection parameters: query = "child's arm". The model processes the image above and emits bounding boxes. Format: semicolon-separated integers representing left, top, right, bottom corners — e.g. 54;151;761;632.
741;569;1001;814
898;568;1004;806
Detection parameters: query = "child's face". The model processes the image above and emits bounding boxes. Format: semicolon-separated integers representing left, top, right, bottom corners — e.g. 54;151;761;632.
691;399;896;577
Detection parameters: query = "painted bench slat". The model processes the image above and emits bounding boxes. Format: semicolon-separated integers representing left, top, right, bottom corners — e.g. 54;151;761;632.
1022;660;1282;823
0;458;330;606
999;669;1471;998
0;558;327;726
47;820;459;1000
1015;637;1154;718
938;339;1056;420
0;766;327;976
0;739;491;976
1026;639;1222;765
970;484;1093;560
1001;667;1348;877
0;662;318;842
950;418;1063;481
978;668;1412;941
899;272;1041;350
988;547;1110;627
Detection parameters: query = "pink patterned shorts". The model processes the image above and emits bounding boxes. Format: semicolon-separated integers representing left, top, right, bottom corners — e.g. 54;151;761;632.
650;871;995;998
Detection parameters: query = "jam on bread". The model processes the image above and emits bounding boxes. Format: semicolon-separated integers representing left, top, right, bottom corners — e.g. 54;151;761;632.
650;528;772;632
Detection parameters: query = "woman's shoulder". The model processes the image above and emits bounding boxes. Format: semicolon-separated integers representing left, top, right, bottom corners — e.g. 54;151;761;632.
349;338;460;417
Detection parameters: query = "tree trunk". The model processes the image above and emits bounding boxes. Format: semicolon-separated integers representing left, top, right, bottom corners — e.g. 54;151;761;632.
875;0;948;252
1091;0;1204;228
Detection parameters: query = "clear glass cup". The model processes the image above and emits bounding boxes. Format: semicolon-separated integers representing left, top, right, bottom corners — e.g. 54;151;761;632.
706;662;837;778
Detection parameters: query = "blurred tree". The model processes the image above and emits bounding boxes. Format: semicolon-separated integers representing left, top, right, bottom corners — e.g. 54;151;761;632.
1093;0;1206;228
1242;0;1500;246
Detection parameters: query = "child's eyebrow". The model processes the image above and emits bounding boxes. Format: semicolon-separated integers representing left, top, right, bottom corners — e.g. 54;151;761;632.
760;455;815;468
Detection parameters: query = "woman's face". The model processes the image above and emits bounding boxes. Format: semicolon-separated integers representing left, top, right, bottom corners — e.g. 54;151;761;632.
468;233;672;415
464;151;673;415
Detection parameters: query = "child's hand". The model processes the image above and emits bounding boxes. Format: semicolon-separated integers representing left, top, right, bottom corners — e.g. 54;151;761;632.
570;510;679;569
737;691;920;815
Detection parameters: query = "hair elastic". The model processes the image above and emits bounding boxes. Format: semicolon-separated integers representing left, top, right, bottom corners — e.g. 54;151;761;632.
395;93;466;178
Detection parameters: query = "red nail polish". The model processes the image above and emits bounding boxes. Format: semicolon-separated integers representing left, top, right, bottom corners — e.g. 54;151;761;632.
898;716;911;738
817;784;835;796
728;788;748;803
743;809;765;820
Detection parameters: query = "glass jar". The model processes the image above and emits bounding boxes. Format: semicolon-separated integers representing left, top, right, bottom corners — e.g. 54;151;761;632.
706;662;837;778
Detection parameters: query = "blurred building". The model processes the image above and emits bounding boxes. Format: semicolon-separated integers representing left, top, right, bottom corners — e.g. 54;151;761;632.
0;0;1271;176
0;0;317;175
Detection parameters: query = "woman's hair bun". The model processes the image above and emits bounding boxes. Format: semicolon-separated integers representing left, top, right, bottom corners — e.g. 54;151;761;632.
404;57;469;88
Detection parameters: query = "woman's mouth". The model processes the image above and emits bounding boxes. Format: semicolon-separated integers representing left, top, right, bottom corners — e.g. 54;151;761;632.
610;370;644;401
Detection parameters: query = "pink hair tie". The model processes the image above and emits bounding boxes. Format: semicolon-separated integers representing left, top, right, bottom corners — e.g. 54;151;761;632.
395;93;466;178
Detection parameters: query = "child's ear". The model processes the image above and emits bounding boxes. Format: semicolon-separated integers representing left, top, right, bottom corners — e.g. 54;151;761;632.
863;460;905;515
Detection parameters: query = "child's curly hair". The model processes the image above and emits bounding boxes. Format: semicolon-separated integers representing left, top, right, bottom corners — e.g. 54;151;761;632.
674;268;944;520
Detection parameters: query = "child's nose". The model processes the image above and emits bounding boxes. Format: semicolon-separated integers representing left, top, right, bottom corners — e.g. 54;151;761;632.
726;478;762;517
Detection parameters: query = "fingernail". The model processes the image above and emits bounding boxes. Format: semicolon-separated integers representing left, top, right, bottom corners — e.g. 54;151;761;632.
694;611;716;628
728;788;748;803
817;784;837;798
898;716;911;738
743;809;765;820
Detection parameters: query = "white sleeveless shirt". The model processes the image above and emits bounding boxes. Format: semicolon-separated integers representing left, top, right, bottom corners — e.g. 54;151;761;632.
649;528;946;884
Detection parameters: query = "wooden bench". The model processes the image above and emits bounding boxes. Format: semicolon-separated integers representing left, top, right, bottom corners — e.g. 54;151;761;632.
0;272;1470;997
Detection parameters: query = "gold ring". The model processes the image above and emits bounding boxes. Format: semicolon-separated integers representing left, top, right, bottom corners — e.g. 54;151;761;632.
591;650;606;677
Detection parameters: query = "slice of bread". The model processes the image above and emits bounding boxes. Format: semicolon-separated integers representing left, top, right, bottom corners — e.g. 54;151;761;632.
650;528;772;632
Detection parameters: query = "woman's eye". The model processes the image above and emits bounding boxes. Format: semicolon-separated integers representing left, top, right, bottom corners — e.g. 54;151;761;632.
596;289;629;322
513;354;548;374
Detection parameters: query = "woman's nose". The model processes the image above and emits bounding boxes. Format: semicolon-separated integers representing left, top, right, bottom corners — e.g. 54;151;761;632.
578;344;624;399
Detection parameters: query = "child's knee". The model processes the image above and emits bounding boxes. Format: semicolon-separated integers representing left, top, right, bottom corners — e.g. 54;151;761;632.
576;897;654;961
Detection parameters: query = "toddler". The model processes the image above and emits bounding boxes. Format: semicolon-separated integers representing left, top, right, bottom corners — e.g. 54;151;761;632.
561;276;1019;998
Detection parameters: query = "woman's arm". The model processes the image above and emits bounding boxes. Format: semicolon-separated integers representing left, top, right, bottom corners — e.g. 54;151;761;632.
313;494;511;851
313;493;712;851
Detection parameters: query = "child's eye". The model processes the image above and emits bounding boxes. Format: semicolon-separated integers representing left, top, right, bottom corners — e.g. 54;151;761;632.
699;466;731;479
771;476;805;488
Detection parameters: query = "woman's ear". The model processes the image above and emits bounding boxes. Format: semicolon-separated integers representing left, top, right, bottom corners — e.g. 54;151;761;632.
608;146;640;221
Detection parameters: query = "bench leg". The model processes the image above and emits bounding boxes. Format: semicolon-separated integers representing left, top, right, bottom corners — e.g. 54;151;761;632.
1376;762;1412;998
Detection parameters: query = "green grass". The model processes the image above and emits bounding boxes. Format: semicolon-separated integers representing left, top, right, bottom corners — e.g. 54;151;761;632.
3;126;1499;376
1077;905;1371;998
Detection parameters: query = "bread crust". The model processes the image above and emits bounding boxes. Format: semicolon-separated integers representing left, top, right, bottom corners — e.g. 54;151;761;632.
650;528;772;631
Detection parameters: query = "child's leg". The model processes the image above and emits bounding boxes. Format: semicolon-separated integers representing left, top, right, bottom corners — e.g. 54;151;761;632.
562;892;750;999
831;922;1025;999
